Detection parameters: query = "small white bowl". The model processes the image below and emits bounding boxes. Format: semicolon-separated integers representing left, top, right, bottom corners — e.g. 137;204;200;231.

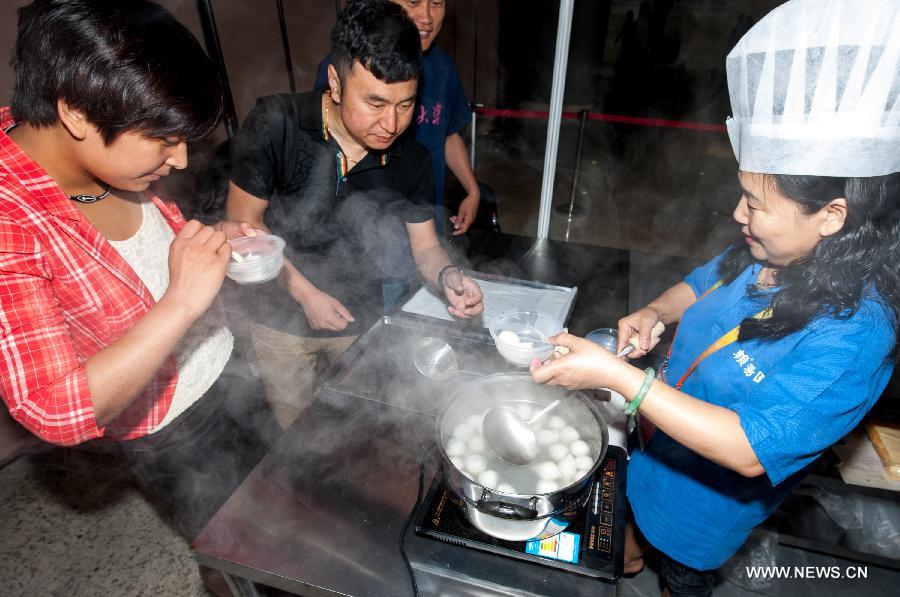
226;234;286;284
489;309;563;366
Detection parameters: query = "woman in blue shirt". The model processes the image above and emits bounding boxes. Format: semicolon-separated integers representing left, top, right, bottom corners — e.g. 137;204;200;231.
530;1;899;595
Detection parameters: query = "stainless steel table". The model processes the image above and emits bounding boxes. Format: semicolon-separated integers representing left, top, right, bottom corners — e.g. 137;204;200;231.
192;399;618;596
191;235;630;596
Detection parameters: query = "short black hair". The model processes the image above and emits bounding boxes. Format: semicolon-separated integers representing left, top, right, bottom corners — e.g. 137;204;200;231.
331;0;421;84
11;0;223;143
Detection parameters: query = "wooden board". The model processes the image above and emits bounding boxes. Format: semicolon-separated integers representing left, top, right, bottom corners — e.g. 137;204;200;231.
865;419;900;481
832;430;900;491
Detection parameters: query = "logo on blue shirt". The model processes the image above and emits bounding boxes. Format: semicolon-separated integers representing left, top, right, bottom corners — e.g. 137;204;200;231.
732;349;766;383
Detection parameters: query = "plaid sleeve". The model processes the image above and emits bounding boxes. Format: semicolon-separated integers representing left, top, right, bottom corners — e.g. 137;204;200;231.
0;220;103;445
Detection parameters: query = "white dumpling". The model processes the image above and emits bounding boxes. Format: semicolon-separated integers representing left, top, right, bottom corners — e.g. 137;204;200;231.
465;414;484;429
496;483;516;494
478;469;499;488
465;454;487;475
548;443;569;462
575;454;594;470
536;429;560;445
558;455;578;478
450;456;465;471
570;439;590;456
547;415;567;429
453;424;474;441
558;471;577;487
445;438;467;458
468;435;486;453
537;479;560;494
560;426;581;444
533;461;560;480
575;468;590;480
515;404;534;420
498;330;520;345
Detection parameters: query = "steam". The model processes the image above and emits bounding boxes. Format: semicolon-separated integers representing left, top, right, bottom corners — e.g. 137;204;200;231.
65;0;763;555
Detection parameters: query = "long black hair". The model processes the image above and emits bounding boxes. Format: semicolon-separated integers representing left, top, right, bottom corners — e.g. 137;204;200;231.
11;0;223;143
718;173;900;352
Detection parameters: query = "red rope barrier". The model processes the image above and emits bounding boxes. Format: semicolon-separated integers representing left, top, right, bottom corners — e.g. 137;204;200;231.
474;107;727;133
474;108;577;121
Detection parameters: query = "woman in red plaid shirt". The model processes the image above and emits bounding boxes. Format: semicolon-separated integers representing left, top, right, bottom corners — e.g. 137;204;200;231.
0;0;278;541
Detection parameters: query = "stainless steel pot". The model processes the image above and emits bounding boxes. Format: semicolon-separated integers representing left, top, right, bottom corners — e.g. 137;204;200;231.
436;373;609;541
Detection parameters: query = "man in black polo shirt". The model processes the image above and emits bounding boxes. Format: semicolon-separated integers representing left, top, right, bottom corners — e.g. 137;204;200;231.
226;0;483;428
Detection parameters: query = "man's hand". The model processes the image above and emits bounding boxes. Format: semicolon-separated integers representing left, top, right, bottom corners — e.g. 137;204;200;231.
289;285;355;331
443;133;480;236
214;220;265;240
449;194;479;235
441;268;484;318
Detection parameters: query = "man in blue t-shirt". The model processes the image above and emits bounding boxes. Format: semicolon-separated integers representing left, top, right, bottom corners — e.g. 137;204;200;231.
316;0;479;235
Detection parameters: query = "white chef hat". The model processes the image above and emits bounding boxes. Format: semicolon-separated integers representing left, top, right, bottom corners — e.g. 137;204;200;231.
726;0;900;177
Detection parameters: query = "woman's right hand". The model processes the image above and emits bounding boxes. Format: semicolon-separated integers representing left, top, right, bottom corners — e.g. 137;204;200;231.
162;220;231;320
617;307;663;358
531;333;626;390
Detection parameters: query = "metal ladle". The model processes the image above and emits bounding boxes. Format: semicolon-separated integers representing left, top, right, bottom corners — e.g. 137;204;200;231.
412;336;480;381
482;400;561;465
483;322;666;465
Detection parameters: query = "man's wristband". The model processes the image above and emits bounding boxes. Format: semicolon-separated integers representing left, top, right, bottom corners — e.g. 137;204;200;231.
624;367;655;416
436;264;458;290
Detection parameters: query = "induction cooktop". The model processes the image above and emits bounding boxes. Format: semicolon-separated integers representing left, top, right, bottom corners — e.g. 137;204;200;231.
414;444;627;580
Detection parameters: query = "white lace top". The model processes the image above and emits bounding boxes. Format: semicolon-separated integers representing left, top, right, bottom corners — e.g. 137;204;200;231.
109;200;234;431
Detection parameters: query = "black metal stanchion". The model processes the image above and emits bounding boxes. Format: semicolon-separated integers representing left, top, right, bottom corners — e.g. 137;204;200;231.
276;0;297;94
196;0;239;137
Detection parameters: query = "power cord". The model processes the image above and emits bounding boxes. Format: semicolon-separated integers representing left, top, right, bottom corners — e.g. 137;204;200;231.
399;459;426;596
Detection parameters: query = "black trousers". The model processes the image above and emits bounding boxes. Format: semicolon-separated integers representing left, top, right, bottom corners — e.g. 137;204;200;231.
117;352;280;540
658;552;717;597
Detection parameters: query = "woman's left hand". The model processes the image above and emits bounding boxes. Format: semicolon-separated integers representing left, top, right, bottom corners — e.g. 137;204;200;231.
443;269;484;318
214;220;264;240
530;333;625;390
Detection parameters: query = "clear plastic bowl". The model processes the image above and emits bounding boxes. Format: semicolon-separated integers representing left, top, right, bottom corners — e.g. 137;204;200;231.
585;328;618;353
225;234;286;284
489;309;563;366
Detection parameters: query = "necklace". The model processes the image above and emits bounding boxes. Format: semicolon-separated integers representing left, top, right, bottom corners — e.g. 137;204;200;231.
757;266;778;288
69;185;112;204
3;123;112;203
